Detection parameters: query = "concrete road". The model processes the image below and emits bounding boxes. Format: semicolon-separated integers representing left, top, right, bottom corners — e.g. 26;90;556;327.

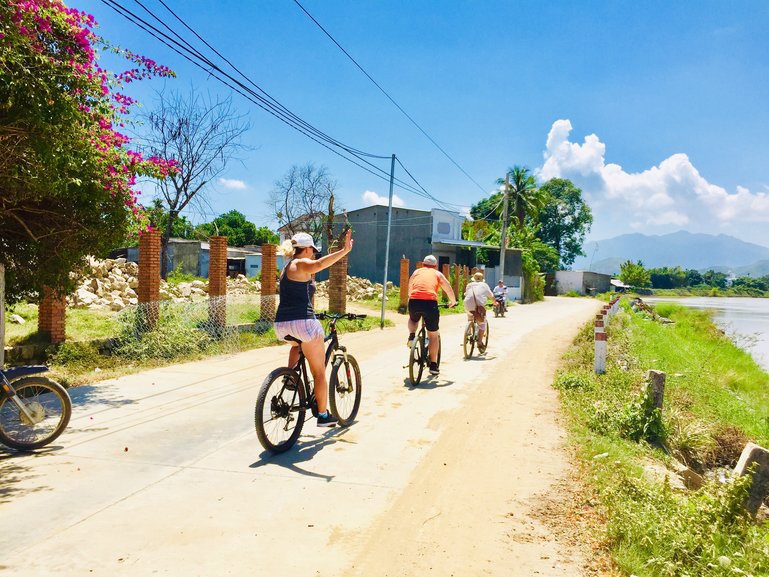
0;296;600;577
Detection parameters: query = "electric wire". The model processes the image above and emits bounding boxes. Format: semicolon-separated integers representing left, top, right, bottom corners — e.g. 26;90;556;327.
99;0;427;196
291;0;489;194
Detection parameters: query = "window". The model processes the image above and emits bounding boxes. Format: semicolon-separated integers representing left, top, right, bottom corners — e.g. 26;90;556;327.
436;222;451;235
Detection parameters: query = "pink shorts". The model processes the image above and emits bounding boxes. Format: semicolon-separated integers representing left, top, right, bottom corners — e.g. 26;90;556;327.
274;319;324;343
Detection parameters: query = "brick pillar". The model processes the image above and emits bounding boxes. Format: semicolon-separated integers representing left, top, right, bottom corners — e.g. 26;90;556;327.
462;266;469;296
416;262;424;269
451;264;460;299
138;229;161;330
441;263;450;300
328;248;348;314
399;258;410;312
38;287;66;344
261;244;277;321
208;236;228;328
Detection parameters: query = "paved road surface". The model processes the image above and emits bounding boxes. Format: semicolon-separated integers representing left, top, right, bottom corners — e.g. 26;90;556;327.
0;297;600;577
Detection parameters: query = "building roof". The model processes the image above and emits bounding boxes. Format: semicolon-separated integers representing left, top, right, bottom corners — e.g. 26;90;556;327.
432;239;489;249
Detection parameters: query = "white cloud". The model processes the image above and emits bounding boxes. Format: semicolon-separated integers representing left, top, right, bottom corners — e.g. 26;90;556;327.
537;119;769;241
362;190;405;207
218;178;247;190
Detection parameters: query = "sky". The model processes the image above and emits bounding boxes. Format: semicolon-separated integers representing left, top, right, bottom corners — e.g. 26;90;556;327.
83;0;769;247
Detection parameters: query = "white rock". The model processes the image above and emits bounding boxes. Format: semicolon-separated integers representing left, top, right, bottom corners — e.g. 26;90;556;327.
9;314;26;324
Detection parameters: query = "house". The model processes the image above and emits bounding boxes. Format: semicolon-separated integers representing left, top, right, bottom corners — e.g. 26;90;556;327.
554;270;612;295
339;205;524;299
119;239;264;279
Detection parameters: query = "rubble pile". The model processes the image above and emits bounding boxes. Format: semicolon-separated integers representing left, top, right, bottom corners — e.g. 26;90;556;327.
68;258;262;311
314;276;394;302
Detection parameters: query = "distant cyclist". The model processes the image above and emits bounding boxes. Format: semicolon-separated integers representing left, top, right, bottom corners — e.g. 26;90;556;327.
493;279;508;313
464;272;495;352
406;255;457;375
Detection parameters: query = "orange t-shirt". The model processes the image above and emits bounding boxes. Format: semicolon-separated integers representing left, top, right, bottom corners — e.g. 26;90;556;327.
409;267;441;301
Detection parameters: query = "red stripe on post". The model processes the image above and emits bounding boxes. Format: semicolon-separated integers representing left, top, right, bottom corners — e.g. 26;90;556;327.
595;332;607;341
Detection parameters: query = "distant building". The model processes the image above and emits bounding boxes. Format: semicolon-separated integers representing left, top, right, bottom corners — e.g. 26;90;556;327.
554;270;612;295
338;205;524;300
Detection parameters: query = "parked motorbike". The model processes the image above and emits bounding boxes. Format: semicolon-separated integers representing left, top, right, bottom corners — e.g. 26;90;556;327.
0;365;71;451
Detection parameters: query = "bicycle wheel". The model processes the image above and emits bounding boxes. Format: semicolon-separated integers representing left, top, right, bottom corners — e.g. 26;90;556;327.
463;321;475;359
408;328;425;385
329;354;362;426
0;376;71;451
255;368;306;453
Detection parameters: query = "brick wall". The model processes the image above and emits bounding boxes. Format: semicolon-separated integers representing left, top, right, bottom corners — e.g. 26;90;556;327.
399;258;409;311
38;287;66;344
138;229;161;329
328;250;348;314
208;236;227;327
261;244;277;321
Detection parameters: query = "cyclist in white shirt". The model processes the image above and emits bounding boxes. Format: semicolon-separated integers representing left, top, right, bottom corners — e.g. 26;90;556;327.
463;272;495;352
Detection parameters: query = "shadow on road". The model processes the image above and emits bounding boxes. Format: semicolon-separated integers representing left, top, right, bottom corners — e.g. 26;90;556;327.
249;426;355;481
402;377;456;390
0;451;55;503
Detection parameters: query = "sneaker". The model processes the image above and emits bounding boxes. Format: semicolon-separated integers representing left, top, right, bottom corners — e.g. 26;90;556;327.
407;334;415;348
317;411;338;427
428;361;440;375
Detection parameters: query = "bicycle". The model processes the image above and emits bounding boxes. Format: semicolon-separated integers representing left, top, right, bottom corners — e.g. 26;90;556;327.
463;309;489;359
407;303;450;386
0;365;72;451
255;312;366;453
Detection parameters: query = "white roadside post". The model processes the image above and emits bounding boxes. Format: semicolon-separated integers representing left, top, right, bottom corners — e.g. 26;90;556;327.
594;312;606;374
0;263;4;368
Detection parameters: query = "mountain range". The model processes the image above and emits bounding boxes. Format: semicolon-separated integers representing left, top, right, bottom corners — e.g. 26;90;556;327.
571;231;769;276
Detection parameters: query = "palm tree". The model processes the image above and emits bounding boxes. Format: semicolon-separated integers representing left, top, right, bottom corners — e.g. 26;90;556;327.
497;166;544;235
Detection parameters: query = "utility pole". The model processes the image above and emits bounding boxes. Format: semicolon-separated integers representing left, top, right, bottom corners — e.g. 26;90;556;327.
380;154;396;329
498;172;510;283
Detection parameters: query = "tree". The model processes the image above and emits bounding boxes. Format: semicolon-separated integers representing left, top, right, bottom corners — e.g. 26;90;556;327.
702;270;728;289
142;88;249;277
269;163;337;243
196;210;278;247
536;178;593;268
619;260;651;288
469;193;503;222
497;166;544;233
145;199;196;241
0;1;175;302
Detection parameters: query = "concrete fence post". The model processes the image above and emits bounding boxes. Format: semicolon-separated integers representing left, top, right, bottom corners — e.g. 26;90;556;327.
399;258;409;313
594;330;607;374
208;236;228;329
38;287;66;344
646;370;666;409
138;229;161;331
260;244;277;321
734;443;769;517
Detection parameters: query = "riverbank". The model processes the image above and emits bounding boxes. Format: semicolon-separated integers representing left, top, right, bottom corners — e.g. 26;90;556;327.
555;297;769;576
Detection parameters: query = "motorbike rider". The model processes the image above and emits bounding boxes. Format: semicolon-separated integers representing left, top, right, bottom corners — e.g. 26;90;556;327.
493;279;508;313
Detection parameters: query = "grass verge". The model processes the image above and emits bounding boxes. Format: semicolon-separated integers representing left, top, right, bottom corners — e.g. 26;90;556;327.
554;298;769;577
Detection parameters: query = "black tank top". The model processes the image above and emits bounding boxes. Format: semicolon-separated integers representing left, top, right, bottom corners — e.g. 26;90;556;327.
275;264;316;321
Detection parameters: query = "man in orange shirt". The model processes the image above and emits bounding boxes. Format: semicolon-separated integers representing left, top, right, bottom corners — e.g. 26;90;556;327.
407;255;457;375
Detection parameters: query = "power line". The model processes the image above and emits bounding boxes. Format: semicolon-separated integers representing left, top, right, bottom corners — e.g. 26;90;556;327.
99;1;416;192
291;0;489;195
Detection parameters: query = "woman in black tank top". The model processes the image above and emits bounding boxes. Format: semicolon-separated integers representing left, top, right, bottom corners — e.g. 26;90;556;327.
274;230;353;427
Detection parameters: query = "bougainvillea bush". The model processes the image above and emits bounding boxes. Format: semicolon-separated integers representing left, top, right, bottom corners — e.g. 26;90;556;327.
0;0;175;302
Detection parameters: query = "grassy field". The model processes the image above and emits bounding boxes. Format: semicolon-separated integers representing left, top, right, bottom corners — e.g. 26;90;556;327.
4;299;391;387
554;297;769;576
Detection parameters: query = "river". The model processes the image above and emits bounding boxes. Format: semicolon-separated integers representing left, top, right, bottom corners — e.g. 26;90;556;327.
644;296;769;373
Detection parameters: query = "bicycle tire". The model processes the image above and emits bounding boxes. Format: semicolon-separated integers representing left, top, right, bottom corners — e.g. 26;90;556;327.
329;354;362;426
0;376;71;451
255;367;306;453
408;328;425;385
463;321;475;359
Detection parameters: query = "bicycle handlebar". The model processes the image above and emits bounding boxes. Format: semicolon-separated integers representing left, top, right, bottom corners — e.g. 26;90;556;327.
316;312;368;321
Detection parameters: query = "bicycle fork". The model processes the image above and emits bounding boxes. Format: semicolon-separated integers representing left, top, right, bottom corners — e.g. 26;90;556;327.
1;379;39;424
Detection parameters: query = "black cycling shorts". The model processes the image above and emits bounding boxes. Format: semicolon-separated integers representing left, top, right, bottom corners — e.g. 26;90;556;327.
408;299;440;332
